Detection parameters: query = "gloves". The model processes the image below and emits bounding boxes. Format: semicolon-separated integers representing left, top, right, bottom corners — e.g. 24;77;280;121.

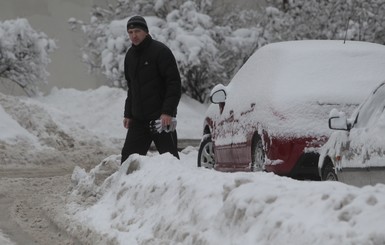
150;118;177;133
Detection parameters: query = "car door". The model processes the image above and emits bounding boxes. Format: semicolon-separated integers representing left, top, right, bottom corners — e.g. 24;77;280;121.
212;107;236;170
210;84;258;170
348;82;385;185
230;103;257;169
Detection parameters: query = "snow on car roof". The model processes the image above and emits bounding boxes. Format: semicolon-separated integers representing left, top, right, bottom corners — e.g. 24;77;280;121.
229;40;385;106
213;40;385;140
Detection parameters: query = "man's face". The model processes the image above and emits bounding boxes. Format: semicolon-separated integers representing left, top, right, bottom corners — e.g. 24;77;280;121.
127;28;147;46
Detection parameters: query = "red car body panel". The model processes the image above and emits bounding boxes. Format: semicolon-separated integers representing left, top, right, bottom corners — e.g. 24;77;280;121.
210;113;325;176
264;136;323;175
214;142;250;172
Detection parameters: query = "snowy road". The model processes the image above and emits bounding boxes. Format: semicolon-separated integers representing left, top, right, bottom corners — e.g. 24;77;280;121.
0;168;80;245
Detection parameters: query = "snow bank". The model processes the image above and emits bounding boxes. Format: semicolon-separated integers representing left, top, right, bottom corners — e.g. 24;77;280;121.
64;152;385;245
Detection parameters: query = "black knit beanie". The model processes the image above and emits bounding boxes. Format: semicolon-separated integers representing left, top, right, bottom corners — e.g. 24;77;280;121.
126;16;149;33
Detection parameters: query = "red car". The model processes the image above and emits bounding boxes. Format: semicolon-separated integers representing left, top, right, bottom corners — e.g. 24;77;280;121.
198;40;385;180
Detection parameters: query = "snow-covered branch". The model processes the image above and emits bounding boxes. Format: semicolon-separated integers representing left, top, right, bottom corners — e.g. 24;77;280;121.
0;18;56;96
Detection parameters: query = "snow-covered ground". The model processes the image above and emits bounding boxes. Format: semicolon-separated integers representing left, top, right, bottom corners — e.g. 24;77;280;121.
69;154;385;245
1;86;385;245
0;231;14;245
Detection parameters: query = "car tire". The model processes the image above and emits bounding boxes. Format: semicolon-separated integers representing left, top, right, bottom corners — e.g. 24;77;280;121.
322;159;338;181
251;134;265;171
197;135;215;169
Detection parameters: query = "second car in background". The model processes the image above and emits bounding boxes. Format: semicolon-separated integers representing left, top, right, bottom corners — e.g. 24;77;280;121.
319;81;385;186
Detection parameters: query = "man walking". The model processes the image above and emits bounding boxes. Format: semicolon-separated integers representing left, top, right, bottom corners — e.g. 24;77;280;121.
121;16;181;164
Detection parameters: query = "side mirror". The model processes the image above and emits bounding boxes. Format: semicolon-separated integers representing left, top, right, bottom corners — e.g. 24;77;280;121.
210;89;226;104
210;84;227;104
328;116;349;131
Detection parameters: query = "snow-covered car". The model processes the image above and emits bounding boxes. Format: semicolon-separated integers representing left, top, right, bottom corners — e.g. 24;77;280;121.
198;40;385;180
318;81;385;186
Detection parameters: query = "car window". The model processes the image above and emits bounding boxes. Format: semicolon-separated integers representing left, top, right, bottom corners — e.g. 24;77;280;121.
354;83;385;128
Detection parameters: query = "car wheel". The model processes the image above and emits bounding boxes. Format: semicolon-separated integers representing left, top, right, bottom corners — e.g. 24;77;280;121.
251;134;265;171
322;159;338;181
197;135;215;169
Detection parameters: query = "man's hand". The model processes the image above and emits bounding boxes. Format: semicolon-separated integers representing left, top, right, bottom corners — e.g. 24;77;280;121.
160;114;172;127
123;118;131;129
150;115;177;133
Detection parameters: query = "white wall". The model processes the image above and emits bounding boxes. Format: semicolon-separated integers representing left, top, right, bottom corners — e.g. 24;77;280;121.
0;0;105;95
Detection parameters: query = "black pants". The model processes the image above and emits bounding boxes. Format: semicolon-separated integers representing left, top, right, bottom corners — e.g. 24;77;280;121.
121;120;179;164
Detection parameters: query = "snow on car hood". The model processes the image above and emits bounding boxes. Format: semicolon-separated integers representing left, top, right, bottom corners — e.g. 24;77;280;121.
208;40;385;142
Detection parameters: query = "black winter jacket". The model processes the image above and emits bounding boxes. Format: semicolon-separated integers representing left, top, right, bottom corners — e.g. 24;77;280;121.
124;35;181;122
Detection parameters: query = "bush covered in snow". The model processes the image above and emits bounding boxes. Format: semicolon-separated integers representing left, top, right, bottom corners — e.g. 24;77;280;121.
0;18;56;96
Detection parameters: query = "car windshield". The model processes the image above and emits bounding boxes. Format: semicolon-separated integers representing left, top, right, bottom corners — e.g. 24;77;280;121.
354;82;385;128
